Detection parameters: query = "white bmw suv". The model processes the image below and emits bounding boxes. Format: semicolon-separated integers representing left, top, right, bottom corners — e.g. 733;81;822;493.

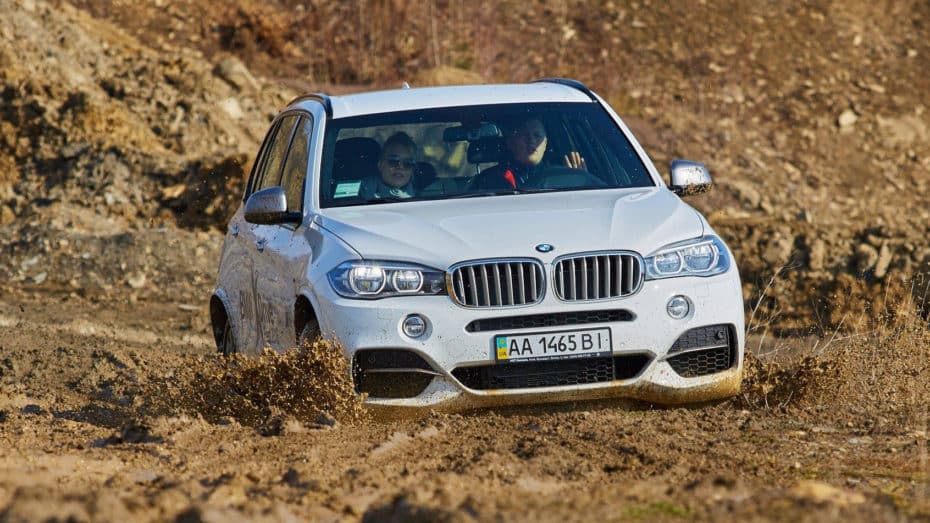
211;78;745;411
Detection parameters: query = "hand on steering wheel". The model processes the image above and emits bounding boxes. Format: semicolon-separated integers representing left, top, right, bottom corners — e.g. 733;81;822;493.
563;151;587;171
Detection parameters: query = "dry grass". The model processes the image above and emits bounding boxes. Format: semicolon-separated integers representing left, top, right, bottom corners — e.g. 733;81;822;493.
740;273;930;421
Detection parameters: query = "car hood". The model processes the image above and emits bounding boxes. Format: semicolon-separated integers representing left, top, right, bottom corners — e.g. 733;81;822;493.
318;188;705;268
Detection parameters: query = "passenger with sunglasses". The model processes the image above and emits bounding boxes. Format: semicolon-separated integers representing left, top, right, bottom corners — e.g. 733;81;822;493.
360;132;419;200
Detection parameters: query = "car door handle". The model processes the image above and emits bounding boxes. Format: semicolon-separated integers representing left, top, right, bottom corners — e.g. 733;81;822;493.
231;224;239;236
255;238;266;252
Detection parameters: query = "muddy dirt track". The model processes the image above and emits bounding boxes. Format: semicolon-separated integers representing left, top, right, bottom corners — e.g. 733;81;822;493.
3;0;930;520
2;282;929;522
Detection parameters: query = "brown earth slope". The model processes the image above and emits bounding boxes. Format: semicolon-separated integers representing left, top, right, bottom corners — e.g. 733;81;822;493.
1;0;930;521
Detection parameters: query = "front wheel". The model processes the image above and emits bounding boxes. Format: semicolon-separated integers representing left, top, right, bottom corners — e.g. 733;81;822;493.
218;318;238;356
297;318;321;348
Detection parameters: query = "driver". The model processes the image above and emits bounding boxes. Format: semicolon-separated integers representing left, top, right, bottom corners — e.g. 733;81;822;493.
471;117;586;190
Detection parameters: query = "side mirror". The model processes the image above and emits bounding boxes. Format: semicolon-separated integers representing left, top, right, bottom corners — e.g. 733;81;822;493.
669;159;712;196
244;186;299;224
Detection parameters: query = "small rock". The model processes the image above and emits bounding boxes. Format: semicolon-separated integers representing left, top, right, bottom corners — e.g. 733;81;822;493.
127;273;147;289
729;180;761;209
213;56;260;92
218;97;243;120
61;142;89;159
206;483;248;507
837;109;858;129
873;244;893;279
0;205;14;225
21;404;44;415
314;411;337;428
257;414;285;437
161;184;186;200
790;480;864;506
131;470;162;484
281;468;303;487
106;422;160;445
876;114;928;149
763;235;794;267
809;239;826;271
32;272;48;284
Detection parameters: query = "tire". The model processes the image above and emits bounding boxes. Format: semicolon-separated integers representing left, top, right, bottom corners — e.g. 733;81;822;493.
218;318;238;357
297;318;321;348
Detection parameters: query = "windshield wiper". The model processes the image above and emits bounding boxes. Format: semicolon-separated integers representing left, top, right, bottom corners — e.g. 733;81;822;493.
328;196;409;207
447;190;519;199
447;188;556;199
363;197;408;204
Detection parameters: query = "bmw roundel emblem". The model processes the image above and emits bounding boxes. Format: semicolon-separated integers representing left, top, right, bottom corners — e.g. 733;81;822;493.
535;244;554;253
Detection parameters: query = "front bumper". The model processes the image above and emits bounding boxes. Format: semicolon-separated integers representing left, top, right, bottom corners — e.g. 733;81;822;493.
312;267;745;410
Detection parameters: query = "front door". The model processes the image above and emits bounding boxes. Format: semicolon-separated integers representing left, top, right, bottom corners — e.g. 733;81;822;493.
252;114;315;351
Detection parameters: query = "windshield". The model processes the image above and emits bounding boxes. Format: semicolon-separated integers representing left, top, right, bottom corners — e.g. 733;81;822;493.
319;102;654;208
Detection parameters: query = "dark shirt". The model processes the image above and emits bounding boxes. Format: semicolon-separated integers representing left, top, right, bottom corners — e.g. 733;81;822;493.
470;160;545;191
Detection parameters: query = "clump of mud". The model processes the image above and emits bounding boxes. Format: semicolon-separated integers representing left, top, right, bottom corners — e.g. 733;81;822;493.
146;339;367;428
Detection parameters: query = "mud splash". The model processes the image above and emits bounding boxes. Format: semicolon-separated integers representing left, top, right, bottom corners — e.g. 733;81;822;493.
738;352;839;410
145;339;367;428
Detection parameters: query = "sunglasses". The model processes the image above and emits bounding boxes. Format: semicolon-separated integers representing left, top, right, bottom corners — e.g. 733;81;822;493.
385;155;417;169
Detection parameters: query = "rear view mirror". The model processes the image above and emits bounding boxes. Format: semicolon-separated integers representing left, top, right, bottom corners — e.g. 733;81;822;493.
443;122;502;142
669;159;712;196
244;186;299;224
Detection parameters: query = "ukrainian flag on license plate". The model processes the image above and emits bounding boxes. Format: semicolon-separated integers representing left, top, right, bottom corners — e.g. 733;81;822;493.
496;337;508;360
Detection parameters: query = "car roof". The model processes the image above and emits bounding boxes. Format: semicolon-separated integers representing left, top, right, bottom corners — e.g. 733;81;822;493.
291;83;595;119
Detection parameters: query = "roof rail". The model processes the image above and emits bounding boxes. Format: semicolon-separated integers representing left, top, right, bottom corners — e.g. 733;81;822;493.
531;78;597;101
287;93;333;118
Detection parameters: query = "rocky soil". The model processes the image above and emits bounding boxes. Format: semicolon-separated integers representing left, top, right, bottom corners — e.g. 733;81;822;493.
1;0;929;521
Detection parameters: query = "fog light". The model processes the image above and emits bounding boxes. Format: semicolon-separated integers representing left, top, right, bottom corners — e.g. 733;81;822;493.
667;295;691;319
402;314;427;338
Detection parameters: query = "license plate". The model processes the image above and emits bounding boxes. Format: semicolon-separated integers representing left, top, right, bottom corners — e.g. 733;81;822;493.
494;328;612;362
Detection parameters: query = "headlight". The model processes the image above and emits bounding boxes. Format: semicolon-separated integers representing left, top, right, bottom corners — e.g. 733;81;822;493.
329;260;446;299
644;236;730;280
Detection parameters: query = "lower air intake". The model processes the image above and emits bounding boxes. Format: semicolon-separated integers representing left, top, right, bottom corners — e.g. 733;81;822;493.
452;354;652;390
666;346;734;378
665;325;737;378
353;350;436;399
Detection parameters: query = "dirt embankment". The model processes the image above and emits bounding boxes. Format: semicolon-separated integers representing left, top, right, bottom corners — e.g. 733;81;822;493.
2;0;930;521
2;0;929;331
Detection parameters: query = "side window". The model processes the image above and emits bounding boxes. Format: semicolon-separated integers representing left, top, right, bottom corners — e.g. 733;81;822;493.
257;115;300;192
280;115;313;213
245;120;281;200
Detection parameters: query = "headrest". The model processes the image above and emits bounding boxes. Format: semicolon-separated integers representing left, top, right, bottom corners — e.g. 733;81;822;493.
414;161;437;191
467;137;505;164
333;137;381;180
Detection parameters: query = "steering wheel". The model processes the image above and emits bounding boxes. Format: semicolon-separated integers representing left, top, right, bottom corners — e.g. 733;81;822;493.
523;166;608;190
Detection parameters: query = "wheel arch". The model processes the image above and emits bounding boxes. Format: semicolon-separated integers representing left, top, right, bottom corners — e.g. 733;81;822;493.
294;293;319;343
210;289;236;348
210;294;229;347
